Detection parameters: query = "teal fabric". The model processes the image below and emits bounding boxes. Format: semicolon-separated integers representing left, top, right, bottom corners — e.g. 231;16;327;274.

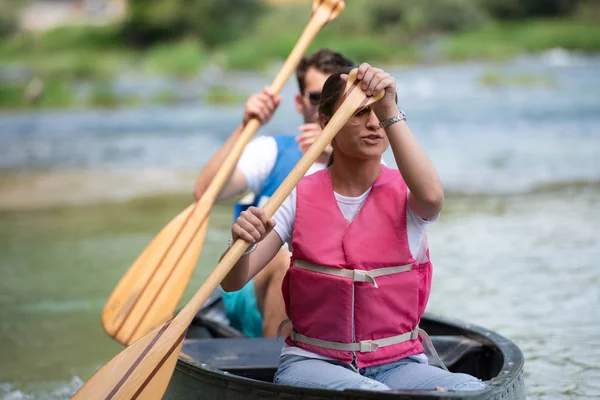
222;280;263;338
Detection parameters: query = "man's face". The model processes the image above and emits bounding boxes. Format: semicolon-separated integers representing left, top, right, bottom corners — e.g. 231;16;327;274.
296;67;330;123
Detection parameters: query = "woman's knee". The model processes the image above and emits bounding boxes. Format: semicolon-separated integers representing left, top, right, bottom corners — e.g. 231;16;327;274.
445;373;488;391
421;370;487;392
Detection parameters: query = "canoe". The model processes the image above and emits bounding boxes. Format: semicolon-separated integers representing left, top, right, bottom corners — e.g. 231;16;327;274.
164;290;525;399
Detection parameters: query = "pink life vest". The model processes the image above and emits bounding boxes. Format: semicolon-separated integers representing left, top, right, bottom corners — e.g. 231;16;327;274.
281;166;433;368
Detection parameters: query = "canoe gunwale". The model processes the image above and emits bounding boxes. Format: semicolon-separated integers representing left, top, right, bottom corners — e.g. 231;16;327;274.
166;312;525;400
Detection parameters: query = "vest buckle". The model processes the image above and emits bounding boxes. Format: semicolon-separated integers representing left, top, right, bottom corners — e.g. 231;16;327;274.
359;340;379;353
352;270;378;287
353;270;367;282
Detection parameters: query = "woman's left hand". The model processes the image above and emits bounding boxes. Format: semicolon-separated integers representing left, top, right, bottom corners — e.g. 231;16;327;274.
355;63;398;120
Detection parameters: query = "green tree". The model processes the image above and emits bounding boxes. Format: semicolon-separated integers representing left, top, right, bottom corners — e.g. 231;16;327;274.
481;0;581;19
369;0;488;35
0;0;28;37
123;0;263;47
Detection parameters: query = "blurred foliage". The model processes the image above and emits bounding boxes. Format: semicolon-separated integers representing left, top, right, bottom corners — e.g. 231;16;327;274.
204;85;247;104
219;0;420;69
0;79;74;109
143;40;205;78
150;90;178;105
478;71;557;87
0;83;25;108
87;83;121;108
0;25;124;79
480;0;580;19
445;19;600;60
575;0;600;21
370;0;490;35
123;0;263;47
0;0;28;36
217;0;600;69
1;0;600;109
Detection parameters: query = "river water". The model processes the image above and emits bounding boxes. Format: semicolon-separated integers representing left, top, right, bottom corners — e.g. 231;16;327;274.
0;52;599;399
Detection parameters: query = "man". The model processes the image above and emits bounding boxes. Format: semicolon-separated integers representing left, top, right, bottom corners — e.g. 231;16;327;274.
194;49;354;337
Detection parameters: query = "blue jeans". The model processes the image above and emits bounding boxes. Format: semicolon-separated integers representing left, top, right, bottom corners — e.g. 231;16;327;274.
274;354;488;391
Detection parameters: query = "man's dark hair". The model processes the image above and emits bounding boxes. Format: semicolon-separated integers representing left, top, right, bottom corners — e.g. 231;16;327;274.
296;49;354;94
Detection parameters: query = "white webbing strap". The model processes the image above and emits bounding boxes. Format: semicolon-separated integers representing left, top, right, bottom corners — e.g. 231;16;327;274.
276;319;291;340
418;328;449;372
288;327;449;371
294;260;412;288
289;328;420;353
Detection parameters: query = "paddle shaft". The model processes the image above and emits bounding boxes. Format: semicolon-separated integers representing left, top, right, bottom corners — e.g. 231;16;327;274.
177;73;382;327
148;0;341;324
193;3;341;216
71;69;379;400
102;0;345;345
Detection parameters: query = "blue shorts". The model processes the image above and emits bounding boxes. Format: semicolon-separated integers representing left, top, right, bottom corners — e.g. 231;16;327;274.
222;280;263;338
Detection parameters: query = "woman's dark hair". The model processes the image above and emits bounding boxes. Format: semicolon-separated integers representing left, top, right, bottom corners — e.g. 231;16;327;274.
318;66;353;166
318;66;353;117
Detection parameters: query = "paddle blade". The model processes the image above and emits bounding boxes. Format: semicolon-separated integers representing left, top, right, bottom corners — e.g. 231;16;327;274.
102;204;210;345
134;341;183;400
71;319;187;400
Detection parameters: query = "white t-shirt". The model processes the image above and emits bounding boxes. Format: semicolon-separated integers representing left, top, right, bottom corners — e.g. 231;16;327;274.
274;188;433;263
236;135;387;207
273;186;436;362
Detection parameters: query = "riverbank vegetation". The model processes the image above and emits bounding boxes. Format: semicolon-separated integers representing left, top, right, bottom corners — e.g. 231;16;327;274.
1;0;599;109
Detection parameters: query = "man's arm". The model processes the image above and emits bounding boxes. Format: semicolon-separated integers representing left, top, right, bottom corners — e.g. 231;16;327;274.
194;125;249;201
193;87;281;201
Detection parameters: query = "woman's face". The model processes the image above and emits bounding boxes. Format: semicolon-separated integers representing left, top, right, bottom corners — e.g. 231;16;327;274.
322;103;390;161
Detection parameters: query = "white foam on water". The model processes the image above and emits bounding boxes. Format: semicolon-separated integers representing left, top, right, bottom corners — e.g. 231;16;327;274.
428;189;600;399
0;377;83;400
540;48;588;67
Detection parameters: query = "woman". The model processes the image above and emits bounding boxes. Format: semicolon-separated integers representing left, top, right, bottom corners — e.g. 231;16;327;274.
221;63;486;391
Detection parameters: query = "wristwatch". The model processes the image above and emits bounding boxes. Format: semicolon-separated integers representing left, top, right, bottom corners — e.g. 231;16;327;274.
379;110;407;128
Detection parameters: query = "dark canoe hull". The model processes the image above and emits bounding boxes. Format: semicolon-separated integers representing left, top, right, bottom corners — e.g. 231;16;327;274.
164;293;525;400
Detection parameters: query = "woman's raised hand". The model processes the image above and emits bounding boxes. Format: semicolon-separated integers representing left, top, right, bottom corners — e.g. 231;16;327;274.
232;206;276;243
344;63;399;120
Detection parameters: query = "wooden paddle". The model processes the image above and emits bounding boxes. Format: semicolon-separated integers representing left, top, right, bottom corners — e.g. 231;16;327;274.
72;69;384;400
101;0;346;346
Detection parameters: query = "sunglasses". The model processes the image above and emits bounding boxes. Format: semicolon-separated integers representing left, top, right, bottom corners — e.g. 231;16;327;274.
303;91;321;106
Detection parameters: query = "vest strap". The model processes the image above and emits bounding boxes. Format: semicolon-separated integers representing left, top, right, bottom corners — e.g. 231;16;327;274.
289;328;420;353
276;319;291;340
418;328;449;372
288;327;449;371
294;260;413;288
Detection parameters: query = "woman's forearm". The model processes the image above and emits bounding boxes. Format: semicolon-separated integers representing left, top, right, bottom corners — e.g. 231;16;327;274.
384;115;444;219
221;252;252;292
221;231;283;292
